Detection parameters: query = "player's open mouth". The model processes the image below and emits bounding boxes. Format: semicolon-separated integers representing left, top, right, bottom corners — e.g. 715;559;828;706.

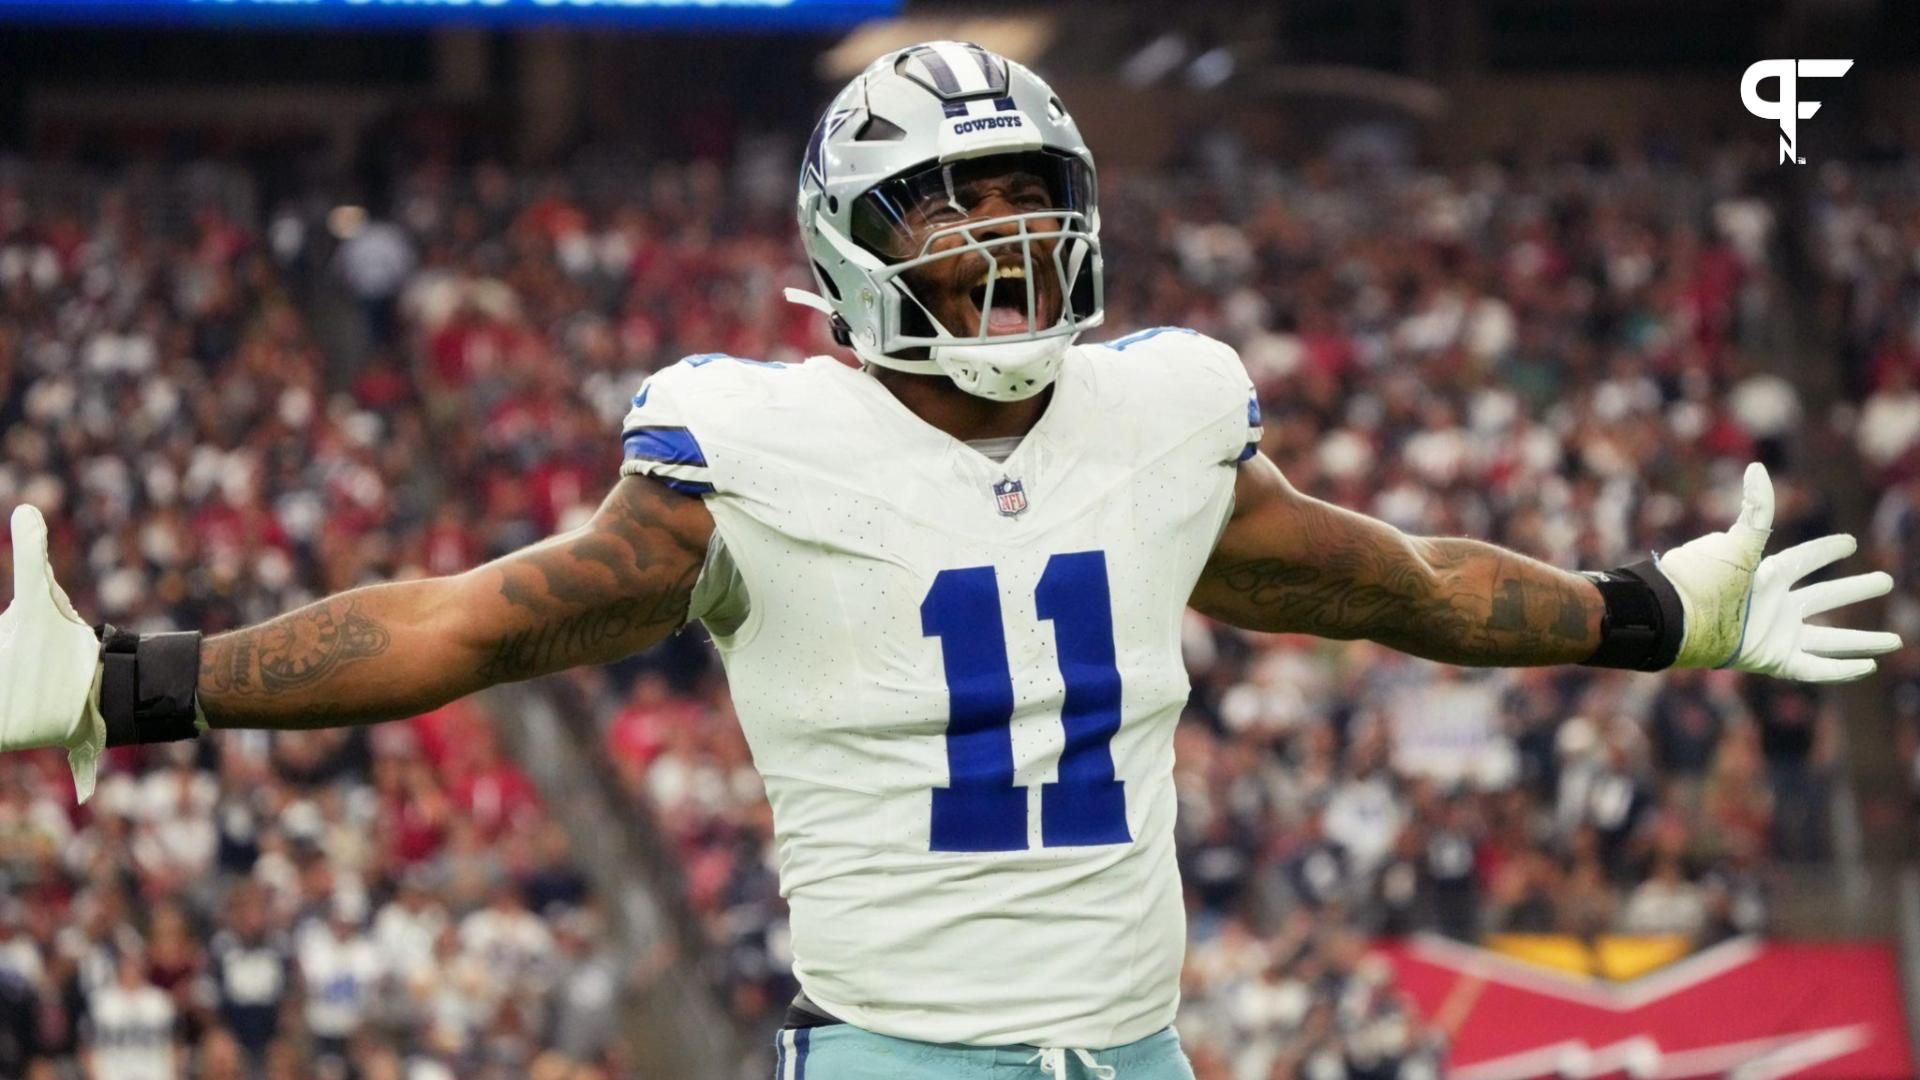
968;263;1039;335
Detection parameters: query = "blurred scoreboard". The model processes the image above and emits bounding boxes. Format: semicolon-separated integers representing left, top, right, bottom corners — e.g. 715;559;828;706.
0;0;896;27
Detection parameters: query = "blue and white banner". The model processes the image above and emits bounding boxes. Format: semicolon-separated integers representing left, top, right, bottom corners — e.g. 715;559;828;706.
0;0;897;28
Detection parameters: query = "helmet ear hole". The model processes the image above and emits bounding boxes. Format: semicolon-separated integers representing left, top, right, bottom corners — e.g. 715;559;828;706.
827;196;840;214
1068;260;1098;320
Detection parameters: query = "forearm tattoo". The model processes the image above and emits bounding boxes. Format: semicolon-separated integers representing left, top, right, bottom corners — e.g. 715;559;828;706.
1487;572;1593;643
1203;515;1601;666
200;599;392;697
198;477;709;728
1208;555;1478;643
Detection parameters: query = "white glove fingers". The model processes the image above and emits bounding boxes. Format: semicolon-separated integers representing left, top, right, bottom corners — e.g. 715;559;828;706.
1794;570;1894;618
9;504;52;605
0;506;105;773
1786;654;1878;683
48;574;85;624
1799;624;1904;659
1729;461;1774;552
1766;533;1858;586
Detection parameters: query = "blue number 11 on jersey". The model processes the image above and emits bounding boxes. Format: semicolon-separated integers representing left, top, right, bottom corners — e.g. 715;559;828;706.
920;550;1132;852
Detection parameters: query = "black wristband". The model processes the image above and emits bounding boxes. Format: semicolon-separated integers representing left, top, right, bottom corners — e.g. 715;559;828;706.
1579;559;1686;671
96;625;204;747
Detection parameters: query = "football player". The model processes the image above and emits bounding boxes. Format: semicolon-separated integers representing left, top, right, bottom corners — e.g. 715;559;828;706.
0;42;1901;1080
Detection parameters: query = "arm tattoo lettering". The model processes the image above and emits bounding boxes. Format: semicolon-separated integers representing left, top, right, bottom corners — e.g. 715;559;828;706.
480;602;643;682
476;559;698;682
199;637;254;695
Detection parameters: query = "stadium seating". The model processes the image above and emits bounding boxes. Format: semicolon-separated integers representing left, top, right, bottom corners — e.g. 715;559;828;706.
0;141;1898;1078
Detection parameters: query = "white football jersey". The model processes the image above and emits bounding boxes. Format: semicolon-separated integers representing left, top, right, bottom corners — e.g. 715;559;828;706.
297;929;385;1038
87;984;177;1080
621;328;1259;1049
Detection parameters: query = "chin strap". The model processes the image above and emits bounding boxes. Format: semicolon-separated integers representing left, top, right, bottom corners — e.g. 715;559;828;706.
856;350;946;378
783;287;858;348
784;286;907;366
781;287;834;315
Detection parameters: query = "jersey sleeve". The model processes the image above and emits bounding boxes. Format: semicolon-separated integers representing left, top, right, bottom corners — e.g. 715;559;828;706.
1187;332;1262;466
1100;326;1261;467
619;360;719;497
1235;391;1264;465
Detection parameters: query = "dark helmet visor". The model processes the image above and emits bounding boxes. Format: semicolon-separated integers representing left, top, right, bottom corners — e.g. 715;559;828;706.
849;149;1095;264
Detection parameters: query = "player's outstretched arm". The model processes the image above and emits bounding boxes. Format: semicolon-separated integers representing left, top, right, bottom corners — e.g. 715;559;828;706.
197;475;714;729
1192;454;1604;666
1192;454;1900;679
0;475;714;799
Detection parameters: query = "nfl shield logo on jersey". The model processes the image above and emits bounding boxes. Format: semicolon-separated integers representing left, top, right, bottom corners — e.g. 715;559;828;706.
992;477;1029;517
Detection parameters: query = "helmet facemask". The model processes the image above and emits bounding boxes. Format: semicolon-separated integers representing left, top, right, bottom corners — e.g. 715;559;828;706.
847;150;1104;400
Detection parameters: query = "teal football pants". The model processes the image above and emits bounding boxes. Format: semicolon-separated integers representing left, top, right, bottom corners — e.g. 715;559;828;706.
772;1024;1195;1080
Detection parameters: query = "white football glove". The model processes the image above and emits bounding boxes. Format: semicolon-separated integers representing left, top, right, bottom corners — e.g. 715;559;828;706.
0;505;107;801
1659;462;1901;682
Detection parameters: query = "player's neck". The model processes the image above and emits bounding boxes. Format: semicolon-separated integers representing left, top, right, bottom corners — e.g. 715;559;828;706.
868;367;1051;444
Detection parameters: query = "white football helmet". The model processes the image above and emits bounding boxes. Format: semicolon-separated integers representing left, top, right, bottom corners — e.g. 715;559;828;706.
787;41;1103;401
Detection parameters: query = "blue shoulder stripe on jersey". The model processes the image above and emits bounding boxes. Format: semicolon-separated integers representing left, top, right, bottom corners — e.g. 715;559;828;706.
623;426;707;468
1247;396;1262;427
682;352;786;370
1105;326;1198;351
1236;441;1259;463
655;476;715;497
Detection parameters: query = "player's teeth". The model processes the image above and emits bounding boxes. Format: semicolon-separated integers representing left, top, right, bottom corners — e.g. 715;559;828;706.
974;265;1027;288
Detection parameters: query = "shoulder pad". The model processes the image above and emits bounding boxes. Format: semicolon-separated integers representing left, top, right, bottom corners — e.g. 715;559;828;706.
1092;328;1260;465
618;354;791;496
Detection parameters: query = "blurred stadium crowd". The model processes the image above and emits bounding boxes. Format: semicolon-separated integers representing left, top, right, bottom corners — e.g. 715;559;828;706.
0;134;1910;1080
1819;167;1920;839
